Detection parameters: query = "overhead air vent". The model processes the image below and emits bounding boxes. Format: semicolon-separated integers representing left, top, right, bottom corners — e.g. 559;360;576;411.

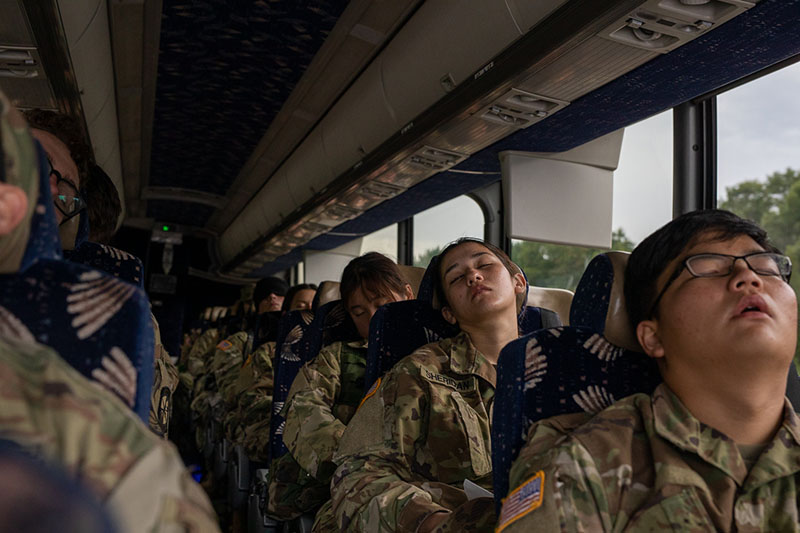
340;181;406;211
405;146;468;172
479;88;568;129
601;0;758;52
0;47;39;78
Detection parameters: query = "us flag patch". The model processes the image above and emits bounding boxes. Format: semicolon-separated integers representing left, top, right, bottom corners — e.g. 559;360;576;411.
217;340;233;351
359;377;381;410
496;471;544;532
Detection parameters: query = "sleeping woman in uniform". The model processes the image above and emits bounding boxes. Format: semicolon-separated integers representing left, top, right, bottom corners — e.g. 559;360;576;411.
328;238;526;532
272;252;414;522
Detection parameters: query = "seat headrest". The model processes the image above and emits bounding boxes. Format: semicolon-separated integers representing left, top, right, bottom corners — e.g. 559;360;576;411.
527;287;574;325
570;252;641;352
396;264;425;296
315;280;341;307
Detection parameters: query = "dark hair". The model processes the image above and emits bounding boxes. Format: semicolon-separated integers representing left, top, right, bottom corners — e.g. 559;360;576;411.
433;237;518;310
22;109;93;188
282;283;318;312
340;252;409;307
624;209;779;332
85;164;121;243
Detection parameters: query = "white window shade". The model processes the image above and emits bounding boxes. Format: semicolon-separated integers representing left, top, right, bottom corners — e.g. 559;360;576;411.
501;130;623;248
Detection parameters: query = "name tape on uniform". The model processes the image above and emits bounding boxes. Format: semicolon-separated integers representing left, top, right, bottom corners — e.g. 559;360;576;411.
496;471;544;532
422;369;474;392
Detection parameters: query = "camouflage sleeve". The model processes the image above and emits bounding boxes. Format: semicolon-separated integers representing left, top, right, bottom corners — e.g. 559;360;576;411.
498;414;608;533
0;336;220;533
330;364;449;532
108;443;221;532
283;342;346;480
187;329;219;377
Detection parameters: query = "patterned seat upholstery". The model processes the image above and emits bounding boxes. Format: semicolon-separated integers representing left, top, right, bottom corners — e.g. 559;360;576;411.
65;240;145;288
0;144;154;420
302;299;360;365
491;252;661;510
268;309;314;460
364;300;459;393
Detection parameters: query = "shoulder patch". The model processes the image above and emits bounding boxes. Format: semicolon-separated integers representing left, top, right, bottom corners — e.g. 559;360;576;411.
217;340;233;351
496;471;545;532
359;377;381;410
422;368;475;392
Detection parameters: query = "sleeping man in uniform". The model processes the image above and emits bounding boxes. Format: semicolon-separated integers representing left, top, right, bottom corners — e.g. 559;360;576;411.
500;209;800;532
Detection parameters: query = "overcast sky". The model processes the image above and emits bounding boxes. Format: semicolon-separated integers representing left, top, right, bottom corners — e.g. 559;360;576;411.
359;61;800;255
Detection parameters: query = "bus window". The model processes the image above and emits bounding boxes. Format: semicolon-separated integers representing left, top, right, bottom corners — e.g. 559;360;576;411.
513;111;672;290
360;223;398;261
413;196;484;267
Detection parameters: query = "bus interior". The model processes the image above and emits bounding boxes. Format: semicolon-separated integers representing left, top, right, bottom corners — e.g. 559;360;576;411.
2;0;800;528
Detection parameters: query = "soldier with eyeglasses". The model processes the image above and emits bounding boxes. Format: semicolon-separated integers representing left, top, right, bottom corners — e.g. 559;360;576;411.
22;109;91;250
500;210;800;532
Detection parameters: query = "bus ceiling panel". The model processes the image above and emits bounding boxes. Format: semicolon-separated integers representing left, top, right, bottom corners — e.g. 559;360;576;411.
203;0;421;235
57;0;101;48
338;59;398;157
505;0;571;34
220;0;772;273
379;0;524;129
319;93;363;179
146;200;215;228
0;1;35;46
285;126;335;207
63;0;114;124
147;1;349;199
88;92;120;172
54;0;124;204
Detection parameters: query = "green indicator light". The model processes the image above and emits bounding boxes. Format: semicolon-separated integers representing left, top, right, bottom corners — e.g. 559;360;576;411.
162;225;170;232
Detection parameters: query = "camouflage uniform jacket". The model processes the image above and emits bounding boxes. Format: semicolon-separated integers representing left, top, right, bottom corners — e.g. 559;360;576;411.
0;335;220;533
499;382;800;533
284;339;368;480
330;331;496;532
227;340;274;444
149;313;179;438
211;330;249;409
187;328;219;379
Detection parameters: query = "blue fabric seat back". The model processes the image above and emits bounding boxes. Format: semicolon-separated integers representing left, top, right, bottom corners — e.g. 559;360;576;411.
0;144;154;420
252;310;282;348
301;299;360;364
65;241;145;288
268;309;314;460
364;300;459;393
569;253;616;332
492;326;661;512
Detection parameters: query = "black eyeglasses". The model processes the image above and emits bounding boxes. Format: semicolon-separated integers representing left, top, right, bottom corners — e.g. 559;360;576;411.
648;252;792;318
48;160;85;220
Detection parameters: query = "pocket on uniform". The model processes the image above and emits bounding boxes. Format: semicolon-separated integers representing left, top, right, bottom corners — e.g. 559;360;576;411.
627;488;715;532
452;393;492;478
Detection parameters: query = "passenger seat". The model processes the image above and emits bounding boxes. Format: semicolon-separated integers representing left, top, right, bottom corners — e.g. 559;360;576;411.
491;252;661;512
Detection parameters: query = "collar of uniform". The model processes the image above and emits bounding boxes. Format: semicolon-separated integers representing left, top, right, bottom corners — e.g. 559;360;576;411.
742;399;800;490
652;383;800;486
345;338;368;350
448;331;496;386
652;383;747;483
